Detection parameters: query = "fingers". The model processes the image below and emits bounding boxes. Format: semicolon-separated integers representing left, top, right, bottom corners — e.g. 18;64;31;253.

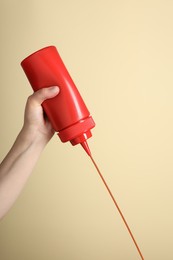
29;86;60;106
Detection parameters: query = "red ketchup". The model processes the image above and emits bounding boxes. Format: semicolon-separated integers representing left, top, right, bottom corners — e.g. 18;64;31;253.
21;46;95;156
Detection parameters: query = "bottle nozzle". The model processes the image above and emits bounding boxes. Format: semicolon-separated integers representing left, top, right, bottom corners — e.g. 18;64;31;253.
70;131;92;156
81;141;91;156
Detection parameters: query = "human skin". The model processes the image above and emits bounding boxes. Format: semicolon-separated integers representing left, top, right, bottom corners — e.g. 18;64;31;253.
0;86;60;220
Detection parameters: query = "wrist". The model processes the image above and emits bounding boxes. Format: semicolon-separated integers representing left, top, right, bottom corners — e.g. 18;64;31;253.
19;125;52;151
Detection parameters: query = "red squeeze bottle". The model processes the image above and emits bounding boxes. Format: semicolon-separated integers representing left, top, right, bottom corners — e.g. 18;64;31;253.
21;46;95;156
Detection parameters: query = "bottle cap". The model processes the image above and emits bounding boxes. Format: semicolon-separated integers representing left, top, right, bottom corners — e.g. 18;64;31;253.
58;116;95;143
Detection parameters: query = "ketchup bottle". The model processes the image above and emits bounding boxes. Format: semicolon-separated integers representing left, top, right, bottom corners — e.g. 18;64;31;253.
21;46;95;156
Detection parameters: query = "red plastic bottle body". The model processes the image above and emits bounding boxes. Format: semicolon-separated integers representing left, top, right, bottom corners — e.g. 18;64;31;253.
21;46;95;155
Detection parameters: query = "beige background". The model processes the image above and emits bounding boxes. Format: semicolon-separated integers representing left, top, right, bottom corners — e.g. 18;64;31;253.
0;0;173;259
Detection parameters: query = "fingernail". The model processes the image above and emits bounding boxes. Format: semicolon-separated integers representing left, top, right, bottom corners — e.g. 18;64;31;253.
49;86;60;93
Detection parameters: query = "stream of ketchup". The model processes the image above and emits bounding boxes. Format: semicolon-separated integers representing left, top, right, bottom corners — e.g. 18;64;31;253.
89;155;144;260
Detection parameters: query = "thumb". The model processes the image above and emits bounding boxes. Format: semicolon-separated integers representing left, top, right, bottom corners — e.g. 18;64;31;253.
32;86;60;105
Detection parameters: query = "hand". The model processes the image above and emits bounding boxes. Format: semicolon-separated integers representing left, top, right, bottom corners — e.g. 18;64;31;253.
0;86;60;220
21;86;60;144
